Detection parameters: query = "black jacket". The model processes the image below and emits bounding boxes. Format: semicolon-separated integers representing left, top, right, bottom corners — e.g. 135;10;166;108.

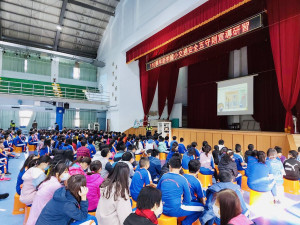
124;213;155;225
283;158;300;180
218;157;238;177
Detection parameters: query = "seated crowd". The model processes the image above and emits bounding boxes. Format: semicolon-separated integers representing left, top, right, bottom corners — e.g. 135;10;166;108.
1;128;300;225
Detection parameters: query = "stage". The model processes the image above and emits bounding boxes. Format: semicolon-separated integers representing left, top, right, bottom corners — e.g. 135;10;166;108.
124;127;298;156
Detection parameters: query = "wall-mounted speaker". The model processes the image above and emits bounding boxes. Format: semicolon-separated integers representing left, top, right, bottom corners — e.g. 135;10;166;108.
64;103;69;109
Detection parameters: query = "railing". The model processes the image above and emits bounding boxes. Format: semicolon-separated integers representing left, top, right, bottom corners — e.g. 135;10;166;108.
0;80;110;103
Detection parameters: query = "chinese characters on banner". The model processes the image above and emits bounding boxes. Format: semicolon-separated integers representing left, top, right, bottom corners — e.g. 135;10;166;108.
146;14;262;71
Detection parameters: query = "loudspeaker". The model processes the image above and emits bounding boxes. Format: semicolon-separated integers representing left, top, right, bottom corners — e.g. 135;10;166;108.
64;103;69;109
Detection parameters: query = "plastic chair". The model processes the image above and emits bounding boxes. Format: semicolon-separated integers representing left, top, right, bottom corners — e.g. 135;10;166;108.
23;206;31;225
13;145;23;153
249;189;269;206
182;169;189;174
12;193;26;215
283;178;300;195
215;165;219;173
135;154;142;161
157;214;177;225
238;170;245;176
198;174;212;189
241;176;250;192
88;211;96;216
178;217;201;225
159;152;166;160
130;197;137;209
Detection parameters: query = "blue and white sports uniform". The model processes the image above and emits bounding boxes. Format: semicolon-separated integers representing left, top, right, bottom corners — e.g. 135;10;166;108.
233;153;245;171
157;172;204;225
130;168;151;201
183;174;204;202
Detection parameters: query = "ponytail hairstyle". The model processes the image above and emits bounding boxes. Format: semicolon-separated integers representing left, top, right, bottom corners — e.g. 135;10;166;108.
87;160;102;175
28;155;52;168
257;151;266;164
20;155;36;172
203;145;212;156
171;142;179;152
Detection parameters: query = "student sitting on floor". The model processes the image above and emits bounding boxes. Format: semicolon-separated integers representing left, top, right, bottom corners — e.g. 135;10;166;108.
20;155;52;206
247;151;279;204
27;163;69;225
200;171;248;225
130;157;152;201
124;186;163;225
36;174;97;225
157;136;167;153
183;160;205;203
234;144;247;172
96;162;132;225
182;146;197;170
92;148;113;179
200;145;215;175
146;149;161;183
157;155;204;225
178;138;187;153
86;160;104;212
283;150;300;180
213;189;254;225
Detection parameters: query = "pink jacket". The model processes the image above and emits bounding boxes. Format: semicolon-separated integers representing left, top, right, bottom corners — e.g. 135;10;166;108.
85;173;104;211
20;167;46;206
228;214;254;225
69;162;85;176
26;176;62;225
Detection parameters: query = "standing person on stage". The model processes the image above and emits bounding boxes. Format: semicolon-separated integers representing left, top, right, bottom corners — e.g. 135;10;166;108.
146;123;153;138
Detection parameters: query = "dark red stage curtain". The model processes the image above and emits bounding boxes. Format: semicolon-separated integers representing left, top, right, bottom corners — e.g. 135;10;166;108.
158;64;179;118
126;0;252;63
188;53;229;129
139;56;160;125
267;0;300;133
248;41;285;132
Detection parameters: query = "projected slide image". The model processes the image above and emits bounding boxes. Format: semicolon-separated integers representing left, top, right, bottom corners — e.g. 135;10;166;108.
218;83;247;112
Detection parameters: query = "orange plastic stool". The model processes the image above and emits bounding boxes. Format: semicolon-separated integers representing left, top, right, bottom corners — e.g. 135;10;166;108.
283;178;300;195
23;206;31;225
88;211;96;216
215;165;219;173
159;152;166;160
241;176;251;192
12;193;26;215
238;170;245;176
183;169;189;174
13;145;23;153
135;154;142;161
130;197;137;209
198;174;212;189
157;214;177;225
249;189;269;206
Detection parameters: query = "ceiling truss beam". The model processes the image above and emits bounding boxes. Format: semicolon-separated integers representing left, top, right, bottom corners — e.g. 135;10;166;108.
68;0;115;17
54;0;68;50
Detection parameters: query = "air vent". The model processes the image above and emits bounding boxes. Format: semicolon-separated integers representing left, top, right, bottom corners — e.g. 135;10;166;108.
11;106;20;109
45;108;53;111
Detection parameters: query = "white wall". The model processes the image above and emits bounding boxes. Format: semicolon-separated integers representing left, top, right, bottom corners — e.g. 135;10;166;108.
98;0;207;132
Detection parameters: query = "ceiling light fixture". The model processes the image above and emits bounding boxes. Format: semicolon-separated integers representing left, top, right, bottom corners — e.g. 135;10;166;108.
56;25;62;30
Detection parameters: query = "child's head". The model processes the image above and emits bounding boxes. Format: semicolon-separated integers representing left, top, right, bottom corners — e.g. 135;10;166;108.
139;157;150;169
275;146;283;157
81;139;87;147
17;130;22;136
202;141;207;147
78;157;91;170
20;154;38;172
248;144;254;151
214;189;242;225
214;145;219;152
147;149;159;158
267;148;277;159
188;159;200;174
67;174;87;203
89;160;102;174
180;138;184;143
137;186;162;218
218;139;224;145
288;150;298;159
257;151;266;164
45;163;69;184
29;131;34;137
101;148;112;158
165;136;169;141
169;154;182;171
122;152;134;163
218;171;233;183
159;137;164;142
171;142;179;152
203;145;212;156
235;144;241;153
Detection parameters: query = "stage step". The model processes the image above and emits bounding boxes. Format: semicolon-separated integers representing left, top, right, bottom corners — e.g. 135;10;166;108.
292;134;300;149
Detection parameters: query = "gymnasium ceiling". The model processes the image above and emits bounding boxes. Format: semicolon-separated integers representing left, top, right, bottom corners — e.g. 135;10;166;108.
0;0;119;59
